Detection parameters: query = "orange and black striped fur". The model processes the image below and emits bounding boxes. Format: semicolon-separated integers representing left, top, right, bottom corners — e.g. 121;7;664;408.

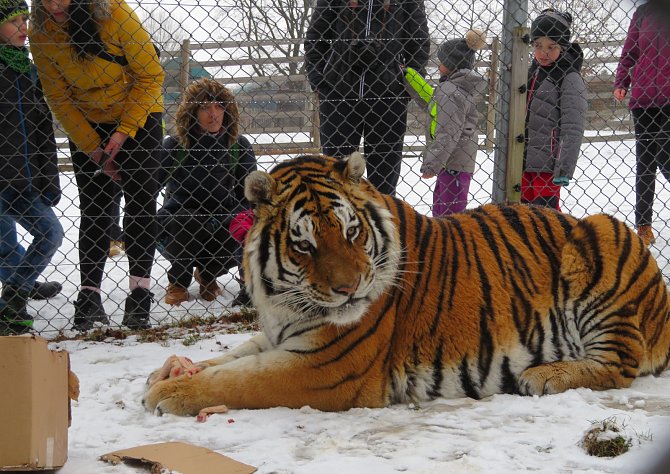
143;153;670;415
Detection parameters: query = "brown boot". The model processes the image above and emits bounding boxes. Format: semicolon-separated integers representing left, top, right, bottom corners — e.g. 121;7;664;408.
637;225;656;246
164;283;189;306
194;269;222;301
109;240;125;258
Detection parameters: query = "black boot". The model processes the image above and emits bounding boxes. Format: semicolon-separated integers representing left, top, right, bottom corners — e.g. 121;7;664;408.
0;285;33;335
231;286;252;307
123;288;153;330
73;289;110;331
29;281;63;300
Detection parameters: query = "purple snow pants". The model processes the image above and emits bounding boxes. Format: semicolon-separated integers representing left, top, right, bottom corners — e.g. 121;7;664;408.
433;170;472;217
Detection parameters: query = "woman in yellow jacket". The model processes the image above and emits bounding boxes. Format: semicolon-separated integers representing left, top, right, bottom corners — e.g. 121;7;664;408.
30;0;164;331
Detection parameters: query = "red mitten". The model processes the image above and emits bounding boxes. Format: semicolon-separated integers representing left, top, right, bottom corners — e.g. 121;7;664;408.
229;209;254;243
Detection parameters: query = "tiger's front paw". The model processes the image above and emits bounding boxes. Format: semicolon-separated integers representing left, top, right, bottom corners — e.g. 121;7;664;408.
518;365;571;396
146;355;203;387
142;377;201;416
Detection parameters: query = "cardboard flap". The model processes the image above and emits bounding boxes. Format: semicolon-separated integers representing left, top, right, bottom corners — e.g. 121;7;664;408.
101;442;256;474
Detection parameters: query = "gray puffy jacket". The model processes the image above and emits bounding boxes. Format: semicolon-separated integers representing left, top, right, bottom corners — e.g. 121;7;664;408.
525;43;587;178
421;69;487;175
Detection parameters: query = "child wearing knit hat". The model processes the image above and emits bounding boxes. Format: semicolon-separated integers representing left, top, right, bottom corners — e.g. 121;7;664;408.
0;0;64;334
522;8;587;210
405;29;487;216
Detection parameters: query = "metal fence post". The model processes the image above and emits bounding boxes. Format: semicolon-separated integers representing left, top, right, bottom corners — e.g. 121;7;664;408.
505;26;530;204
492;0;528;204
485;37;500;152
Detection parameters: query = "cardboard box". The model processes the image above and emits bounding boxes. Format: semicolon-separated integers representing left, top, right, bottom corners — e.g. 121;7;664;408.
101;442;257;473
0;335;71;471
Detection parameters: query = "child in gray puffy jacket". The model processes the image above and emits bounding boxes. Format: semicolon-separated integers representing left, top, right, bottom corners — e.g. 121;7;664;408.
523;9;587;210
414;29;487;216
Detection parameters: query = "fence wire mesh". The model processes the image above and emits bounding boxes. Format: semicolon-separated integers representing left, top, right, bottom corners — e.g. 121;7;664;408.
1;0;668;337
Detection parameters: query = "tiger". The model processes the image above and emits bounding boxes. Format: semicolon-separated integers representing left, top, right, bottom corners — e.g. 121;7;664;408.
143;152;670;416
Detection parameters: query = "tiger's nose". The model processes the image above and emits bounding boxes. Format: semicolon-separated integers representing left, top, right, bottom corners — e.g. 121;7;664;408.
333;276;361;296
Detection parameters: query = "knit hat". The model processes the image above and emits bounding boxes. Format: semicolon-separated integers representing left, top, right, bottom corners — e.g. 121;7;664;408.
530;9;573;47
0;0;28;25
437;29;487;72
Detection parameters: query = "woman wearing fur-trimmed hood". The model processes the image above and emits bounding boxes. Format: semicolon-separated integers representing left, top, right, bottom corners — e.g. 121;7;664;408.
157;79;257;308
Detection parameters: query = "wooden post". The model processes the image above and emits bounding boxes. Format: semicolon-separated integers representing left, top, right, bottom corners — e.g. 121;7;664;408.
179;38;190;94
506;27;529;204
485;37;500;152
311;91;321;150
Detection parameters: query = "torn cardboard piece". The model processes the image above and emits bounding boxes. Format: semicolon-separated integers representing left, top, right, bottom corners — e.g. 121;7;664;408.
0;335;74;471
101;442;257;474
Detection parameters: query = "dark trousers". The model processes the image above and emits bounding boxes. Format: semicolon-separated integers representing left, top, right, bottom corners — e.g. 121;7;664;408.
632;106;670;227
70;113;162;288
160;209;238;288
318;95;408;195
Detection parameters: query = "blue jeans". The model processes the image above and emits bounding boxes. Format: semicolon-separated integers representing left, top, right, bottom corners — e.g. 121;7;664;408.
0;215;25;283
0;190;64;294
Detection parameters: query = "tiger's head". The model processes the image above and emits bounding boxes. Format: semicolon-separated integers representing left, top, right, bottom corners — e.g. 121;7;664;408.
242;153;401;338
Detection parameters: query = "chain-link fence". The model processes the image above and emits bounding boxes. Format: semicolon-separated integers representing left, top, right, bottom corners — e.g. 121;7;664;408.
1;0;667;337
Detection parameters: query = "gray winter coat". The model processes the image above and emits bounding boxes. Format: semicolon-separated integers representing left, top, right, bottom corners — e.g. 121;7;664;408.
421;69;486;176
525;44;587;178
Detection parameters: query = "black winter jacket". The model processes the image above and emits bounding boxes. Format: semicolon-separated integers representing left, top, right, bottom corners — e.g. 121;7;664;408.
0;60;60;205
159;134;257;224
304;0;430;99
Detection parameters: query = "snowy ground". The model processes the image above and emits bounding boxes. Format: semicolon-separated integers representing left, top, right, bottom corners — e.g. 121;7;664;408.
12;137;670;473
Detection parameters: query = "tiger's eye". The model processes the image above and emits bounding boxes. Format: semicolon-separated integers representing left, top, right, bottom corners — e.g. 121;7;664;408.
295;240;313;253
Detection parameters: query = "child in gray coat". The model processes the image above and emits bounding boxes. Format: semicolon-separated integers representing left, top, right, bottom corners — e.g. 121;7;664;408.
523;9;587;210
417;30;487;216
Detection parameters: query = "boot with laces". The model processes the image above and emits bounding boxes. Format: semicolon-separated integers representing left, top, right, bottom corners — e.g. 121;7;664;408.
164;283;189;306
29;281;63;300
194;269;222;302
73;289;110;331
123;287;153;330
0;285;33;335
637;225;656;246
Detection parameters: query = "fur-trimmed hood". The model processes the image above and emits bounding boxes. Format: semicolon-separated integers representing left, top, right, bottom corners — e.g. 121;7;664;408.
175;78;240;149
30;0;112;34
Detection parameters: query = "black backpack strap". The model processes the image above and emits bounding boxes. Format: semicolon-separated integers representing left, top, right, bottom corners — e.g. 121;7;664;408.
95;50;129;67
94;44;160;67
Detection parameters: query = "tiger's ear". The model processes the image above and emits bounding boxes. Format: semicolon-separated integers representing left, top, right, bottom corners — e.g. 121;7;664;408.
245;171;276;205
344;151;366;183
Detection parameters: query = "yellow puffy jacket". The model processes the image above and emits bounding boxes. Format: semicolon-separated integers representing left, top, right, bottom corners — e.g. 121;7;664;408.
30;0;164;154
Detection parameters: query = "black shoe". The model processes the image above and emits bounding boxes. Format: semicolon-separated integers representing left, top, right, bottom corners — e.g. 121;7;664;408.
0;285;33;335
231;286;252;307
73;290;110;331
29;281;63;300
123;288;153;330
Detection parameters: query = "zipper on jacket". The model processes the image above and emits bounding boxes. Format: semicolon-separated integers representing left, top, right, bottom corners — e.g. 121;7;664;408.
16;76;33;192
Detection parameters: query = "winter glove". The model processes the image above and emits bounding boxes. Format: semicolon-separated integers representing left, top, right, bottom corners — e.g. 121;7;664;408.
553;176;570;186
41;191;61;207
229;209;254;243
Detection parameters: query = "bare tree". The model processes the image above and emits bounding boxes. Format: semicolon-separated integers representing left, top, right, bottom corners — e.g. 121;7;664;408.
218;0;314;79
139;4;187;63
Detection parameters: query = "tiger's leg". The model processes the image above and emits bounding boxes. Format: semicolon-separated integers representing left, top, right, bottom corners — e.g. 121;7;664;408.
146;334;272;387
520;214;654;395
142;344;387;414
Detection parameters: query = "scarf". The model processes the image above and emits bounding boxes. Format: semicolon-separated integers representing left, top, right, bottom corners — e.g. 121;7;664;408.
0;45;30;74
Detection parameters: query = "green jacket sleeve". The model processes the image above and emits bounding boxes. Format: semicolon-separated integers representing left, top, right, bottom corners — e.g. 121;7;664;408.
404;67;438;140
